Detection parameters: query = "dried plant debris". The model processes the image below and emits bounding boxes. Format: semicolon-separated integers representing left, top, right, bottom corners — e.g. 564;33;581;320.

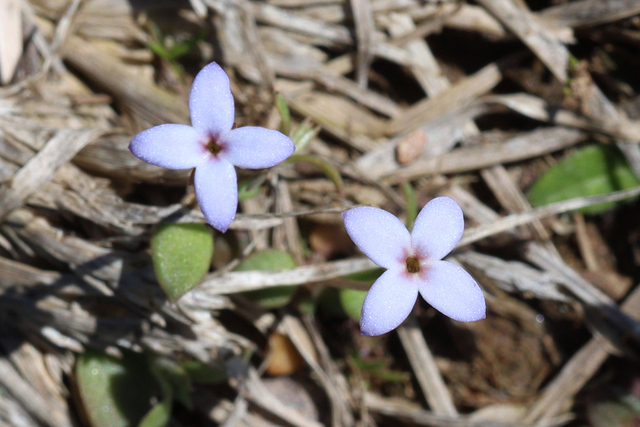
3;0;640;426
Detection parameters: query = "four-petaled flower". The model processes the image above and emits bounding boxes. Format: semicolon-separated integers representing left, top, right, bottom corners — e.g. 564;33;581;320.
129;62;295;232
342;197;486;336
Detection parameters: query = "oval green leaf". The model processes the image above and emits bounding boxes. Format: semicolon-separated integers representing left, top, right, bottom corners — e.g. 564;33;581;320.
339;269;383;321
138;399;171;427
236;250;297;309
150;357;192;410
339;288;368;322
528;145;640;214
151;223;214;302
75;349;156;427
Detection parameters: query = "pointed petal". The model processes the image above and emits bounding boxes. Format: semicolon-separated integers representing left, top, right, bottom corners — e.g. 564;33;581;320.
411;196;464;261
189;62;235;137
194;159;237;232
360;269;418;336
419;261;486;322
342;207;410;269
129;124;206;169
221;127;294;169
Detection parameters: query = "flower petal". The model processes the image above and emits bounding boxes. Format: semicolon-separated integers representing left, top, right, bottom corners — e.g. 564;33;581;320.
189;62;235;137
342;207;410;269
194;158;238;232
411;196;464;261
222;127;295;169
360;269;418;336
129;124;206;169
419;261;486;322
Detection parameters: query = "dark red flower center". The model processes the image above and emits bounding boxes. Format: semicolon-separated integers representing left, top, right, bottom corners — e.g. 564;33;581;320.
406;256;421;274
206;139;222;155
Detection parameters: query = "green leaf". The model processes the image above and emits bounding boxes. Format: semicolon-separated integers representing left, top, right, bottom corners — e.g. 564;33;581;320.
296;296;316;315
145;21;205;62
528;145;640;214
275;93;291;136
151;223;213;302
236;249;297;271
166;30;207;61
290;119;320;153
350;355;410;383
236;250;297;309
150;358;192;410
180;360;227;385
339;289;368;322
138;395;171;427
287;154;343;194
243;285;298;309
75;349;156;427
339;269;382;322
237;176;263;201
147;41;171;60
138;356;201;427
401;182;418;230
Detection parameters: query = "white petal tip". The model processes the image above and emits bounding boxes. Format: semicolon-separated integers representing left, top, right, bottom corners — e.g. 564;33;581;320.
451;314;486;323
203;212;233;234
128;124;205;169
194;159;238;235
419;261;486;323
360;319;393;336
411;196;465;261
222;127;296;169
358;270;417;336
359;309;410;336
442;288;486;322
190;62;235;136
360;327;381;337
450;302;486;323
342;207;411;269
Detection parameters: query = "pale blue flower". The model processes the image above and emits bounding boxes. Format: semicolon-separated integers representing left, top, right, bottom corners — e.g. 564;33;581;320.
342;197;486;336
129;62;295;232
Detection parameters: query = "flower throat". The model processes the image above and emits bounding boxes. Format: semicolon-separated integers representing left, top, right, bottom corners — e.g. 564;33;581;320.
406;256;420;274
206;139;222;155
